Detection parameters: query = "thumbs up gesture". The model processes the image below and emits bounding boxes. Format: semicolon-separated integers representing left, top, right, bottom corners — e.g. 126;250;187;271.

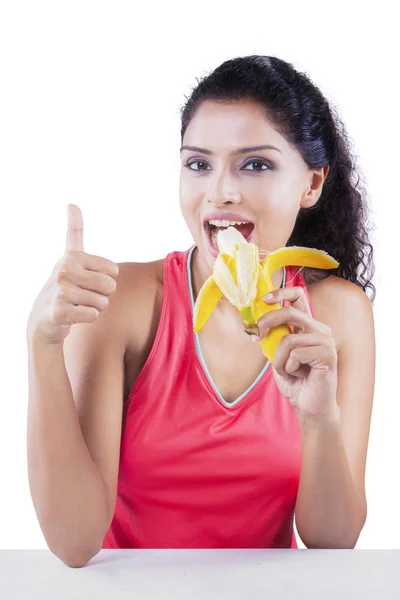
66;202;85;253
27;204;120;345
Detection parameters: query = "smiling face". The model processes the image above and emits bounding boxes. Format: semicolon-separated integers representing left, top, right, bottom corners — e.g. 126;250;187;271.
179;98;328;278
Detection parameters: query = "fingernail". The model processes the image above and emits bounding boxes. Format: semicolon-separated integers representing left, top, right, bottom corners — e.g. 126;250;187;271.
264;293;273;301
251;335;261;342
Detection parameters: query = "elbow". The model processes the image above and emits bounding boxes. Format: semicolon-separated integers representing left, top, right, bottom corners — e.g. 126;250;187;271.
299;514;367;549
43;516;109;568
63;553;98;569
51;541;102;569
297;497;367;550
302;537;358;550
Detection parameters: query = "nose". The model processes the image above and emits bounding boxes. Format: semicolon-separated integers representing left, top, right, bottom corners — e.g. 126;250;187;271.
206;169;241;206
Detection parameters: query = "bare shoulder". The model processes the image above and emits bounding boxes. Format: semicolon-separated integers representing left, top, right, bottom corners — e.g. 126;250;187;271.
115;259;164;303
308;274;374;352
114;259;164;347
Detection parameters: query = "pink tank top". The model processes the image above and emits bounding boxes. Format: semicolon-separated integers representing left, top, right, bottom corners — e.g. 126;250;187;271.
102;245;315;549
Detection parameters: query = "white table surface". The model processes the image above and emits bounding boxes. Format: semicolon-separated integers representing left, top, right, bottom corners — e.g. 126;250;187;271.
0;549;399;599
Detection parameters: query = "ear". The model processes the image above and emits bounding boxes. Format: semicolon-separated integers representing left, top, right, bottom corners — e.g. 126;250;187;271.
300;165;330;209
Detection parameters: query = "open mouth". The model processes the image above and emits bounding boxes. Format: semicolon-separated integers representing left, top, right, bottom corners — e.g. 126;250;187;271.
204;220;255;250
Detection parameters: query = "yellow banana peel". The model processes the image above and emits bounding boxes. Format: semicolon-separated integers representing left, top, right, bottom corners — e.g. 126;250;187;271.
193;226;339;364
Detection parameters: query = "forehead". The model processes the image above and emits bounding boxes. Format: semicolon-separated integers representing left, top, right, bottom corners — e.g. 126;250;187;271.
183;98;286;149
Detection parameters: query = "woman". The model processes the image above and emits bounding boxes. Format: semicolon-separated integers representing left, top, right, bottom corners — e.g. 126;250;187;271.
27;55;376;566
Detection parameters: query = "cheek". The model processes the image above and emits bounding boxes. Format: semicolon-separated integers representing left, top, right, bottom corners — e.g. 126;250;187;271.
179;192;201;236
179;194;194;221
179;177;191;216
262;175;302;215
179;174;203;212
255;179;301;246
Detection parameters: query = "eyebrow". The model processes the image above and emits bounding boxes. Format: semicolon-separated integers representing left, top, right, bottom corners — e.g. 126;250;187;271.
180;144;282;155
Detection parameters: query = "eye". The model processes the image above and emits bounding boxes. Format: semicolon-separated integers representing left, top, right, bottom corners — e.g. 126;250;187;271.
184;158;272;172
242;159;271;171
185;159;210;171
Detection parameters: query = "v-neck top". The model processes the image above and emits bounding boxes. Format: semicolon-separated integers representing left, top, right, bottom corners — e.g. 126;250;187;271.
102;246;315;549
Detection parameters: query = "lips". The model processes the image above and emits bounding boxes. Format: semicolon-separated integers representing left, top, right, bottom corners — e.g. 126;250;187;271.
204;220;254;240
203;213;255;257
203;211;255;225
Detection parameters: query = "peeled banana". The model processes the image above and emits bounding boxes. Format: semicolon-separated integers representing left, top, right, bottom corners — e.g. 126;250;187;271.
193;226;339;364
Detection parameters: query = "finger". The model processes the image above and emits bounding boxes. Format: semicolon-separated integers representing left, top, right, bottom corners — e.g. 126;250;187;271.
273;333;337;378
285;345;337;377
274;333;327;375
257;305;329;340
66;204;84;253
263;286;312;317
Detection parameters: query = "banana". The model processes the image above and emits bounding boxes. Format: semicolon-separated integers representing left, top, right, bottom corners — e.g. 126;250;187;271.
193;226;339;364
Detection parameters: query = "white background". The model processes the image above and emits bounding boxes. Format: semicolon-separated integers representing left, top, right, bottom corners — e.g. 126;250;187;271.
0;1;398;550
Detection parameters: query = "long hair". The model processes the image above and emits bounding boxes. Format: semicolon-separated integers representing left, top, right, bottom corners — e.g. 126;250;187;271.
180;55;376;302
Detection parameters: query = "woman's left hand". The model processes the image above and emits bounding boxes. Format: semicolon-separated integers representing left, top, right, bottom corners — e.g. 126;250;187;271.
255;286;339;421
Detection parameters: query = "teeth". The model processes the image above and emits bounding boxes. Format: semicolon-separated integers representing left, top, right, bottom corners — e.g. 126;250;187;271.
208;219;250;227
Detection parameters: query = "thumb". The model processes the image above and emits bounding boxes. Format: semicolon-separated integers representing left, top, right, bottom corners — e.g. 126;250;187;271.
66;204;84;253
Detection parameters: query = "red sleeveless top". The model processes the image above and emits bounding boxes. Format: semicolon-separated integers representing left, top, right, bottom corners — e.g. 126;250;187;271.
102;245;315;549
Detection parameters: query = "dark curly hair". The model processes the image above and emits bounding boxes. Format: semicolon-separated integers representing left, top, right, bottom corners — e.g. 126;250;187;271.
180;55;376;303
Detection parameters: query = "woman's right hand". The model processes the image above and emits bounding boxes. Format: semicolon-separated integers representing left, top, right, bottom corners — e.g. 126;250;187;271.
27;204;120;345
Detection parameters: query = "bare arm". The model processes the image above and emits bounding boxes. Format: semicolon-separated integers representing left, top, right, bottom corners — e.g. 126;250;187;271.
26;269;126;568
27;337;109;566
295;280;374;548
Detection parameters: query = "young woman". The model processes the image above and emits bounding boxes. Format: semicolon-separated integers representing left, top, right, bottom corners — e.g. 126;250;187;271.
27;55;376;566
